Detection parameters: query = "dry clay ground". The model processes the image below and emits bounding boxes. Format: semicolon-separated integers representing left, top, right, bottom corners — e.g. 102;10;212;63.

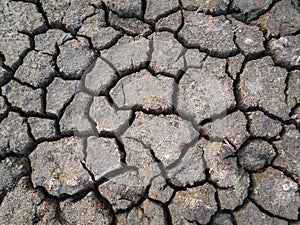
0;0;300;224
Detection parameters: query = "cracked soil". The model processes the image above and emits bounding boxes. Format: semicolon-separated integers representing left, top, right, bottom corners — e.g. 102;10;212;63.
0;0;300;224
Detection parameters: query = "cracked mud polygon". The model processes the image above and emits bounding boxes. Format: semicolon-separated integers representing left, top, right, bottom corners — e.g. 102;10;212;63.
0;0;300;224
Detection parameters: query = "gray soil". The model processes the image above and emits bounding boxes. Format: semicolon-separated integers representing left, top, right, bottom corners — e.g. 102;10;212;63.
0;0;299;224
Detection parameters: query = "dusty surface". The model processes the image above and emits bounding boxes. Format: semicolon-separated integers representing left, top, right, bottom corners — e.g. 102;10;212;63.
0;0;299;224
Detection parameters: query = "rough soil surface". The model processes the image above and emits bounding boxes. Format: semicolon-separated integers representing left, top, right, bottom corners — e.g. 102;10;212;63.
0;0;299;224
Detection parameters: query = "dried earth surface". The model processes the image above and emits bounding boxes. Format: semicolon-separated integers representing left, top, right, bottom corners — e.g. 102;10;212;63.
0;0;299;224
